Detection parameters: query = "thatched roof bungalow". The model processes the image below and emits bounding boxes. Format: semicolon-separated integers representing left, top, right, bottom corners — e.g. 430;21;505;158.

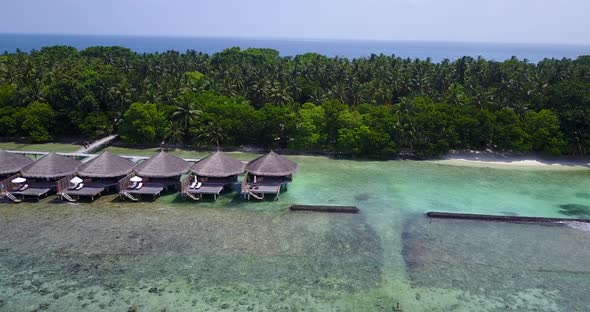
21;152;81;179
242;151;298;200
245;151;298;177
77;151;136;179
134;151;190;179
182;151;245;200
61;152;137;201
191;151;245;180
0;150;33;177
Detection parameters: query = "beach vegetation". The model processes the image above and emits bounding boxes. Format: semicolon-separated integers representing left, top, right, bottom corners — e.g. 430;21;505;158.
0;46;584;158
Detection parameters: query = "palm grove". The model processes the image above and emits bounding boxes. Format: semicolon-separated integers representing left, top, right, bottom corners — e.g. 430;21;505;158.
0;45;589;158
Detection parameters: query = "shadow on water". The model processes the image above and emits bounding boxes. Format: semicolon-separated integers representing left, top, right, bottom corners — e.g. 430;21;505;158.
558;204;590;217
574;192;590;199
354;193;371;201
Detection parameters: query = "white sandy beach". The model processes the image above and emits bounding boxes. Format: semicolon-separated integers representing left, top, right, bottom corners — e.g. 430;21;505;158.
433;150;590;170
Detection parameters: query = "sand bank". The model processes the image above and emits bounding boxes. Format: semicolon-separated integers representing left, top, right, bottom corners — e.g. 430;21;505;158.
433;150;590;170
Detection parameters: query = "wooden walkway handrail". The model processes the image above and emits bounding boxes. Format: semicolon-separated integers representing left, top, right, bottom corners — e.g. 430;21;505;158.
55;175;73;195
179;174;192;194
241;172;249;194
116;173;133;193
0;174;20;194
5;150;205;163
76;134;119;153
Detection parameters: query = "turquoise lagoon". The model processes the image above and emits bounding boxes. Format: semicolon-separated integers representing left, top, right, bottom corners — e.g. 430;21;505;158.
1;155;590;311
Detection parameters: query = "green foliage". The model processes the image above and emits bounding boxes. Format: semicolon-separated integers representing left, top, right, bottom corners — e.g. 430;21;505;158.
21;102;56;142
493;109;530;152
79;112;114;138
193;121;225;147
407;99;458;157
290;103;327;150
0;46;588;158
523;110;565;155
0;84;16;107
257;104;296;149
337;125;396;158
120;103;167;144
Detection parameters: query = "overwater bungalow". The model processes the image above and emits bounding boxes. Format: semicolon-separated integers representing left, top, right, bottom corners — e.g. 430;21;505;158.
181;151;246;200
241;151;298;200
11;152;81;201
0;150;33;180
0;150;34;201
118;151;190;201
60;151;137;201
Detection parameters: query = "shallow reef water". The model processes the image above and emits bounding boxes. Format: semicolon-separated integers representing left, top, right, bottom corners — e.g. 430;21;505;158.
1;155;590;311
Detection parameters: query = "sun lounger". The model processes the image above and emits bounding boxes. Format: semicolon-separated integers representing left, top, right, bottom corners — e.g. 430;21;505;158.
135;182;143;189
19;184;29;191
129;181;138;189
195;182;202;189
190;180;197;189
75;183;84;190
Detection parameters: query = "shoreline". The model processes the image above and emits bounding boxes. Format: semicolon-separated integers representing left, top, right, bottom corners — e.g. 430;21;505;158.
3;140;590;170
435;150;590;170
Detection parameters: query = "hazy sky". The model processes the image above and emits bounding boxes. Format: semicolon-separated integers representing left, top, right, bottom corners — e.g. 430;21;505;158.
2;0;589;44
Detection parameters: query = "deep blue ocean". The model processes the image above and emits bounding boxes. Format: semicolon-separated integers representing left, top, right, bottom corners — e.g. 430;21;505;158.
1;33;589;63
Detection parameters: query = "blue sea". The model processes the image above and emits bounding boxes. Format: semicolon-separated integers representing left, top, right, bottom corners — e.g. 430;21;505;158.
1;33;589;63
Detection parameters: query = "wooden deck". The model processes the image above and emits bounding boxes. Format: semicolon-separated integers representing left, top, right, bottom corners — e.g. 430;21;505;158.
242;181;287;200
185;184;225;200
249;184;281;194
65;186;105;200
11;187;51;201
124;183;165;200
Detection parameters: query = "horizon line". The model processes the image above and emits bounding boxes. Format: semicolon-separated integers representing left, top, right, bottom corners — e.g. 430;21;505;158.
2;32;590;48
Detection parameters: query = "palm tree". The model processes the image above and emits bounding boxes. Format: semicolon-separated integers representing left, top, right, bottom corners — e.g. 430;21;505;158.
194;122;224;147
164;121;184;145
172;101;201;137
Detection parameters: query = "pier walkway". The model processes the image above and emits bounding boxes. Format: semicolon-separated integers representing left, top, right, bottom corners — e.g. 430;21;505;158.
76;134;119;153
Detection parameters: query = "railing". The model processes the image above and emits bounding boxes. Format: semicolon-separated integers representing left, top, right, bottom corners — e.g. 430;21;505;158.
0;174;19;195
75;134;118;153
5;150;205;164
56;175;74;195
241;172;249;194
180;174;192;194
117;173;133;193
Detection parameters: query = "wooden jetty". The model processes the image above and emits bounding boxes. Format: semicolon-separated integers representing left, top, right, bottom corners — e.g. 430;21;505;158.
426;212;590;223
76;134;119;153
290;205;359;213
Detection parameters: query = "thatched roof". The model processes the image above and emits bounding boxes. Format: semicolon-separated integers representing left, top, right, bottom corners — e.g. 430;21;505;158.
0;150;33;175
191;151;245;177
77;151;137;178
245;151;298;176
21;152;81;179
134;151;190;178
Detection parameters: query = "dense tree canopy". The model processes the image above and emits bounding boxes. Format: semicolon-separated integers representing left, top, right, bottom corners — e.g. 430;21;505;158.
0;45;588;158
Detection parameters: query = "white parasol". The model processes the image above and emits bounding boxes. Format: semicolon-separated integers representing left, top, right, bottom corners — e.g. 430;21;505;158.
11;177;26;184
70;176;83;184
130;176;143;182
